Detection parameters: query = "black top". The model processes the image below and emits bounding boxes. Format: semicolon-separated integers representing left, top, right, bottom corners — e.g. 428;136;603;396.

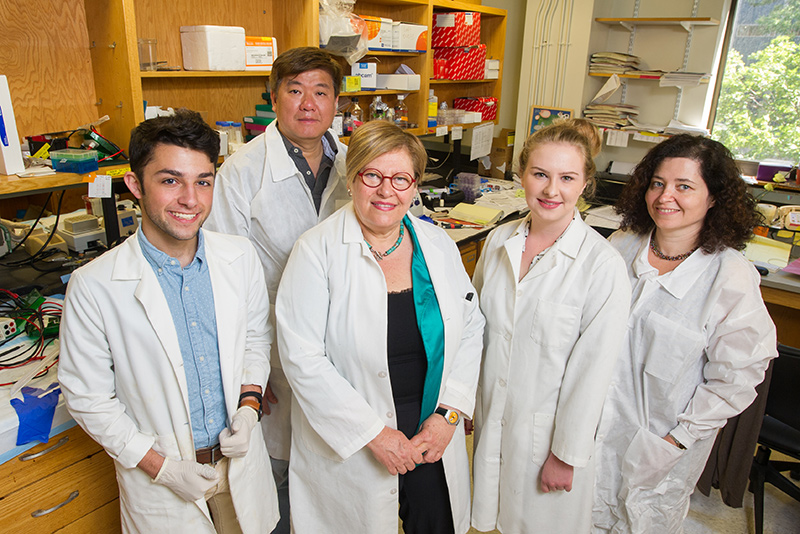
387;289;427;437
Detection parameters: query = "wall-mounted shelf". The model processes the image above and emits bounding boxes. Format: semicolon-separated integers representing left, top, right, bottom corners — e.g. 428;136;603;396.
595;17;719;32
430;79;497;84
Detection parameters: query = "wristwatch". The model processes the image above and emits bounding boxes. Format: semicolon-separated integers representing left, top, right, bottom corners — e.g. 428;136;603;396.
435;407;460;426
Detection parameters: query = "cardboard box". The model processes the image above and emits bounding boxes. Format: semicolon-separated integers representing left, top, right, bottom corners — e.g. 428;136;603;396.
341;75;362;93
433;45;486;80
376;74;421;91
432;12;481;47
433;58;448;79
485;59;500;79
361;15;393;50
393;23;427;51
454;96;498;121
479;142;514;180
245;36;277;71
351;62;377;89
0;75;24;175
180;25;246;71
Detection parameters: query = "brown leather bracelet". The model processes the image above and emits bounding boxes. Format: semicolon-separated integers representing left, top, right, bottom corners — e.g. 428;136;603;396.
239;398;262;421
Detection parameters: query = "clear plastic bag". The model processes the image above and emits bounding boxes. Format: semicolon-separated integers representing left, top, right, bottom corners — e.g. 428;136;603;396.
319;0;368;65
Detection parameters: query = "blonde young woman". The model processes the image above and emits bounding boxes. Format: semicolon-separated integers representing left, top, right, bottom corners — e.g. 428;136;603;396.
276;120;484;534
471;119;630;533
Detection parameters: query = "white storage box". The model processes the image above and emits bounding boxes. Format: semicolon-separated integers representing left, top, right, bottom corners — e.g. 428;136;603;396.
0;75;24;175
351;62;377;89
376;74;421;91
180;25;246;71
394;23;427;52
245;36;277;71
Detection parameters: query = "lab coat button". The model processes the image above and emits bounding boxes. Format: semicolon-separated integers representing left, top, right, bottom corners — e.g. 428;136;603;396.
501;419;506;426
387;412;394;418
391;488;397;495
516;290;522;297
504;333;511;341
378;371;387;378
498;379;507;387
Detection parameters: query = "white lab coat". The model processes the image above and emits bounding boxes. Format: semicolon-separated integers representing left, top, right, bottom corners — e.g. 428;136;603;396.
58;230;279;534
204;121;350;459
471;212;630;534
592;231;777;534
276;205;485;534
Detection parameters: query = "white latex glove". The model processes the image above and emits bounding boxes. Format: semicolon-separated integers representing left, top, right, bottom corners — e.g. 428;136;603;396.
219;406;259;458
152;457;218;502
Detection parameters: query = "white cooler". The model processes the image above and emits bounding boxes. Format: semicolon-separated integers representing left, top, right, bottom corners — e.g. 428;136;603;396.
180;25;246;71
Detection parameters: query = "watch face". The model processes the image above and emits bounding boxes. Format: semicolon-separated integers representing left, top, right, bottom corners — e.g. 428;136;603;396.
446;411;459;425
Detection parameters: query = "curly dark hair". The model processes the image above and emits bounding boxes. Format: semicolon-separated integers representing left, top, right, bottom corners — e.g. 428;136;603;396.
615;134;760;253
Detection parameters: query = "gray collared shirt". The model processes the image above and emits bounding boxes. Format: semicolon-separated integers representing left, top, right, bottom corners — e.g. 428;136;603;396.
279;129;338;214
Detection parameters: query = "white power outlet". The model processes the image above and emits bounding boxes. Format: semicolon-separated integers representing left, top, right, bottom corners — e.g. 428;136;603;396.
0;318;17;340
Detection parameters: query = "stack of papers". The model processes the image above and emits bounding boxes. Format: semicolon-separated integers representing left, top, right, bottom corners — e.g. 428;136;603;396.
448;203;504;226
663;119;709;136
583;103;639;129
589;52;640;74
660;72;710;87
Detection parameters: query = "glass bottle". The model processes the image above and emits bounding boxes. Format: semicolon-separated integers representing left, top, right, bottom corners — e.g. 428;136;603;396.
438;100;449;126
349;97;363;127
370;96;386;121
394;94;409;129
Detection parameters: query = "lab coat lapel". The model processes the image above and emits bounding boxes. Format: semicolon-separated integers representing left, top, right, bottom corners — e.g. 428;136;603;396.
264;122;315;206
114;235;189;403
502;217;528;283
206;237;242;412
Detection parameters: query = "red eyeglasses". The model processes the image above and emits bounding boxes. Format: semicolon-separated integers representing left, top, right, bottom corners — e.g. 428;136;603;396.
357;169;417;191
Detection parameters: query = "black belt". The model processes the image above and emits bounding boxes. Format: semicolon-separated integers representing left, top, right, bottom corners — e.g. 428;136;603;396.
195;444;223;464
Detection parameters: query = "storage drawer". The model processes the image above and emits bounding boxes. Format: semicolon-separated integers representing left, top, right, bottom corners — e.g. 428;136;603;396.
0;424;104;499
54;498;121;533
0;449;118;533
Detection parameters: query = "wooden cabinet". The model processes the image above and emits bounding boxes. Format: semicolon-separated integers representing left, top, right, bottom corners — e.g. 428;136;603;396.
342;0;506;137
1;0;506;159
0;425;120;534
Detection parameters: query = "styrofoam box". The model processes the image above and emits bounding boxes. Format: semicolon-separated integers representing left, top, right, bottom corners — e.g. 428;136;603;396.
361;15;393;50
180;25;246;71
394;23;427;51
376;74;421;91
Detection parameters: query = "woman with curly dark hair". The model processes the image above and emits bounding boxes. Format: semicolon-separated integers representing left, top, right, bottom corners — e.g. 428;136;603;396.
592;134;777;534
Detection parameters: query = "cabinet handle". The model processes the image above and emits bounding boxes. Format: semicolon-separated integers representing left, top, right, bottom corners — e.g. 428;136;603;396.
19;436;69;461
31;490;79;517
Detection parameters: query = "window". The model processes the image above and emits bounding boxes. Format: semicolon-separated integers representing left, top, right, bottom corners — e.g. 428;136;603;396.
709;0;800;161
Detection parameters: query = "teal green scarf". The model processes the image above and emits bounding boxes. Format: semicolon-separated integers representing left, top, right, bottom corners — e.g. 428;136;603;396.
403;215;445;428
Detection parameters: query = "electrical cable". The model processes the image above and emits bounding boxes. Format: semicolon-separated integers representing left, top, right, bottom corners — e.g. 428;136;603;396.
1;193;53;258
1;190;66;268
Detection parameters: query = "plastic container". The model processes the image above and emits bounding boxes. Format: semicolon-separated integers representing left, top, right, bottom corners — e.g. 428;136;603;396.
428;89;438;128
50;149;99;174
180;25;246;71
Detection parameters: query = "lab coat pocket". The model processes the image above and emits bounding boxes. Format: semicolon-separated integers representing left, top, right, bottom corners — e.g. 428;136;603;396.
531;412;555;466
530;299;580;349
641;312;705;384
620;427;683;492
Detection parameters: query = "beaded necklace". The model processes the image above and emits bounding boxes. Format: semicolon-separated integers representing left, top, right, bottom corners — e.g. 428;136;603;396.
365;224;405;261
649;232;698;262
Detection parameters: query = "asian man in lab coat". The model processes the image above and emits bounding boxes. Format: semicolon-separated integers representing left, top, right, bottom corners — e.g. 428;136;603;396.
59;109;279;534
203;46;350;533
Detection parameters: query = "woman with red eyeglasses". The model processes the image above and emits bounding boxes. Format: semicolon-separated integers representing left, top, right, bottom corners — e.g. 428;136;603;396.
275;120;485;534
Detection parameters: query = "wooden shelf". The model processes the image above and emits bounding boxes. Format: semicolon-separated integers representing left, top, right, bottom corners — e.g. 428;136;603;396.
363;50;425;57
432;1;507;17
423;120;496;135
139;70;270;78
341;89;421;97
430;79;497;84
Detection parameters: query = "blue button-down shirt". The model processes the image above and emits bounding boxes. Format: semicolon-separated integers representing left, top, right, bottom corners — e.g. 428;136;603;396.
138;230;227;448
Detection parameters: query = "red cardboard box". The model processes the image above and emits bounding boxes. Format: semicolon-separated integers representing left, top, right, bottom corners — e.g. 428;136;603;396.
432;12;481;47
434;45;486;80
454;96;498;121
433;58;449;79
